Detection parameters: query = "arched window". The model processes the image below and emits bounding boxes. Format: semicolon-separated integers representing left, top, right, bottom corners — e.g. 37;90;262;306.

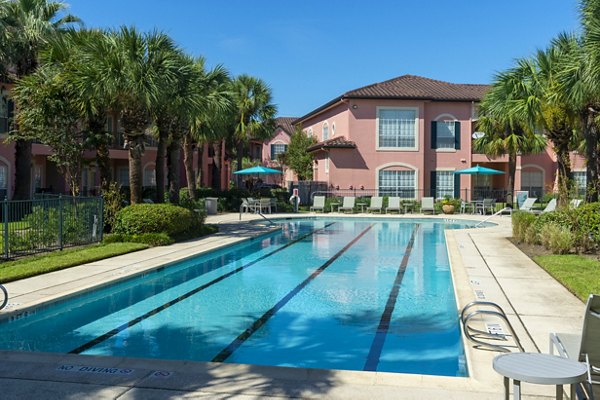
143;164;156;186
377;163;417;199
331;122;336;137
521;166;544;197
322;122;329;141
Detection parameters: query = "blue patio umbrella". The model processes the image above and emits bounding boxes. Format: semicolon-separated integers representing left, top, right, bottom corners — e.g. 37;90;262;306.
233;166;283;175
454;165;505;199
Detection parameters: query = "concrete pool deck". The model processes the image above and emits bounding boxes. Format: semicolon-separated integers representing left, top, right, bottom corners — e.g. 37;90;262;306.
0;212;589;399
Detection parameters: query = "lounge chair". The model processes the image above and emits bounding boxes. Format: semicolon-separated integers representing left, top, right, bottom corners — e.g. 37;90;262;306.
385;197;402;214
240;197;259;213
550;294;600;398
571;199;583;209
421;197;435;214
338;196;356;213
519;197;537;212
310;195;325;212
259;198;272;214
532;198;556;215
460;200;474;214
367;196;383;213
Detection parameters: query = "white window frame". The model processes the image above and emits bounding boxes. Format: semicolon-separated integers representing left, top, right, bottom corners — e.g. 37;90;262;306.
521;164;545;197
571;170;586;192
375;162;418;199
322;121;329;141
376;106;419;151
270;141;287;160
143;162;156;187
325;155;330;174
307;128;313;137
435;169;455;199
434;113;458;152
331;122;336;137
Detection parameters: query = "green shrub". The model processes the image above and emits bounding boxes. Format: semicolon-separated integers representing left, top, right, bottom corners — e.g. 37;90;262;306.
512;211;536;243
524;223;539;245
572;202;600;252
540;223;574;254
113;204;195;236
103;232;174;246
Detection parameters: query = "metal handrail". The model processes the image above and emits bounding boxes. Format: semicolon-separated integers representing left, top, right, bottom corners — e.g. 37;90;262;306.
460;301;524;352
0;284;7;310
474;207;511;228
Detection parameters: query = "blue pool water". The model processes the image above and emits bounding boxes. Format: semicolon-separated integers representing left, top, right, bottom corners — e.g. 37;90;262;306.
0;218;477;377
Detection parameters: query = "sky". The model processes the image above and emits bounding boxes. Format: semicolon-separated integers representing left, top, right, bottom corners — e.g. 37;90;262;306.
66;0;580;118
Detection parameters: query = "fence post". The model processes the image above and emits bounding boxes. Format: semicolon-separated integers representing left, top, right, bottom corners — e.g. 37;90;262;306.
58;194;63;251
3;196;8;260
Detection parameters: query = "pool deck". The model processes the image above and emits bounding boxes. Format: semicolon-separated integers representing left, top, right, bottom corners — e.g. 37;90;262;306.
0;211;589;399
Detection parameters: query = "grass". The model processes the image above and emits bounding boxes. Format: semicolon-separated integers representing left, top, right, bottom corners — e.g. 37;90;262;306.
533;254;600;301
0;242;148;283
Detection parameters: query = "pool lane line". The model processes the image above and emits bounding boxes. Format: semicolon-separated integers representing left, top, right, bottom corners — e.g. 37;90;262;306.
363;223;420;372
212;223;375;363
68;222;336;355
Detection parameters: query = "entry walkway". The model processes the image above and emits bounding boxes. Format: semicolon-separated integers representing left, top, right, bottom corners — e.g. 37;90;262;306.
0;212;589;399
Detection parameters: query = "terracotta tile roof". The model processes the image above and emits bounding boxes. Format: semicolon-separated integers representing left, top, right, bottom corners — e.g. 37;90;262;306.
307;136;357;153
275;117;296;135
345;74;489;101
294;75;490;124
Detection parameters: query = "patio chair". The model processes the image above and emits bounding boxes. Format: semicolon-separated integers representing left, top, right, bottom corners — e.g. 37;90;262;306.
532;198;556;215
460;200;474;214
259;198;272;214
338;196;356;213
310;195;325;212
571;199;583;209
385;197;402;214
550;294;600;399
519;197;537;212
240;197;259;213
367;196;383;213
421;197;435;214
476;198;496;215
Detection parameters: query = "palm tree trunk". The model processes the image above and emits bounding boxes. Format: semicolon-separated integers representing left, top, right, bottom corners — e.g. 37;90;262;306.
507;152;517;208
13;139;32;200
96;142;111;193
196;142;204;188
167;135;180;204
212;141;221;190
554;137;572;207
236;140;245;187
183;134;196;200
583;111;599;202
128;135;144;204
155;124;168;203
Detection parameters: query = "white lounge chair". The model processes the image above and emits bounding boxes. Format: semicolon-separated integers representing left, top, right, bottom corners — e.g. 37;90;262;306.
385;197;401;214
310;195;325;212
367;196;383;213
259;198;272;214
571;199;583;209
519;197;537;212
338;196;356;213
532;198;556;215
550;294;600;398
240;197;259;213
421;197;435;214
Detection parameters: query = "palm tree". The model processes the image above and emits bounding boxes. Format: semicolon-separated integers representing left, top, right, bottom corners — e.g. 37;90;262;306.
0;0;79;199
475;68;547;207
229;75;277;185
74;27;180;204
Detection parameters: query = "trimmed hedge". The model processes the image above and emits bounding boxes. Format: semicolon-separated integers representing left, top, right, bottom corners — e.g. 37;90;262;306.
113;204;196;236
103;232;174;246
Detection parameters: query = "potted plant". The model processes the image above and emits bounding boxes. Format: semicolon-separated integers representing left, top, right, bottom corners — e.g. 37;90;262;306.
441;196;459;214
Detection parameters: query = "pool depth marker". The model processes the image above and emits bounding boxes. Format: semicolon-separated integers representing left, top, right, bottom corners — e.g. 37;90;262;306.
69;222;336;355
212;223;375;363
363;224;419;371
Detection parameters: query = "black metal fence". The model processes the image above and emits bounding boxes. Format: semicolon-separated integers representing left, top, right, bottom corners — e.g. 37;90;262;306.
1;195;103;260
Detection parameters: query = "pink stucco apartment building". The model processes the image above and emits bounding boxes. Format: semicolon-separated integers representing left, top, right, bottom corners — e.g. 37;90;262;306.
294;75;586;201
250;117;296;187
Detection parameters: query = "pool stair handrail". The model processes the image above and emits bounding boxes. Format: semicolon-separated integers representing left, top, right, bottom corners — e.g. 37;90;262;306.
460;301;524;353
0;284;7;310
474;207;511;228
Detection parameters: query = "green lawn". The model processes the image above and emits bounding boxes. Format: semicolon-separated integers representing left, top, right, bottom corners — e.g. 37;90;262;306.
0;242;148;283
533;254;600;301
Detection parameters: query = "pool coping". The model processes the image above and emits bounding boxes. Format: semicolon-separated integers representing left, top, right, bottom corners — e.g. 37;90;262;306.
0;211;585;399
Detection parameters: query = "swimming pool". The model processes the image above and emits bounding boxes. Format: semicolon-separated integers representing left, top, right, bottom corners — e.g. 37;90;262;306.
0;218;476;377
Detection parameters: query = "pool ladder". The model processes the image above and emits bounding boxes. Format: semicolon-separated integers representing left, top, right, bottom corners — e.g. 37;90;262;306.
460;301;524;353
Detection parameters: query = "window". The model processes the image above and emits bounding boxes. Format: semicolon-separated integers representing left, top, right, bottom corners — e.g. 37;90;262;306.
432;121;461;149
0;164;7;196
521;170;543;197
0;88;13;134
571;171;586;196
378;169;415;199
325;155;330;174
307;128;313;137
144;165;156;186
378;108;417;149
33;165;42;191
270;143;287;160
331;122;336;137
322;122;329;141
117;167;129;187
435;171;455;198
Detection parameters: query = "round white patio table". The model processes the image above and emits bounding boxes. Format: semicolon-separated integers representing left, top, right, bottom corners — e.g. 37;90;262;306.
493;352;587;400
